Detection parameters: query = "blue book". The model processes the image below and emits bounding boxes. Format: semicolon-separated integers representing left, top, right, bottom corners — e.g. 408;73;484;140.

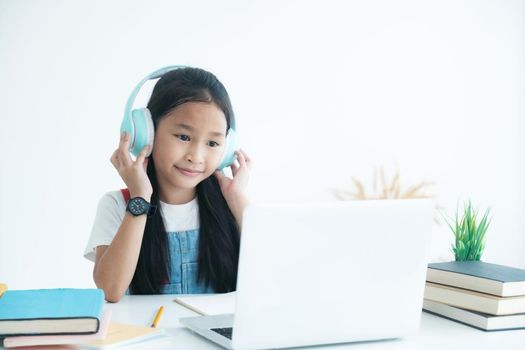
0;288;105;336
427;261;525;297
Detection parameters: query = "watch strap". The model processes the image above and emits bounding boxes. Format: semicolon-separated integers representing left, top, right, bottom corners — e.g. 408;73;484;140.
147;204;158;217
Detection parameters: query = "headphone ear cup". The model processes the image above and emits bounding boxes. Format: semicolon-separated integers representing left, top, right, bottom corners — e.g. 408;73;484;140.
217;128;238;170
130;108;155;157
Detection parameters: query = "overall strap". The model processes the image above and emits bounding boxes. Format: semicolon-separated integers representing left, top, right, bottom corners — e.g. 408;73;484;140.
120;188;131;204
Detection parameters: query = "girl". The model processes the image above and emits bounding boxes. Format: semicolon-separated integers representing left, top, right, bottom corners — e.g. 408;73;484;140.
84;67;251;302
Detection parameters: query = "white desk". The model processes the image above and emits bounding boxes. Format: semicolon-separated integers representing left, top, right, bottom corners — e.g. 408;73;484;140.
105;294;525;349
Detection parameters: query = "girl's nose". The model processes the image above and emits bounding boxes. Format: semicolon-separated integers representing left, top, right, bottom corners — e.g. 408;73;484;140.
185;146;205;164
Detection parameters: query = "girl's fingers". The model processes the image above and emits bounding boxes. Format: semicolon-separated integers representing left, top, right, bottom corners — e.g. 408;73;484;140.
117;132;133;167
214;170;225;180
110;149;120;169
136;145;151;172
230;149;253;178
110;149;117;162
239;148;251;163
244;152;252;170
136;145;150;165
236;149;252;171
118;131;128;149
236;150;247;168
239;148;251;162
230;160;240;176
214;170;229;188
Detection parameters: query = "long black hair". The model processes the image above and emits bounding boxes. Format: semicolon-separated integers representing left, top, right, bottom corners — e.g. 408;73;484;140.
128;67;241;294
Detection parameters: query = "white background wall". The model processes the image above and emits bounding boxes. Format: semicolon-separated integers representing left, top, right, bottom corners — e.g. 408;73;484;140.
0;0;524;289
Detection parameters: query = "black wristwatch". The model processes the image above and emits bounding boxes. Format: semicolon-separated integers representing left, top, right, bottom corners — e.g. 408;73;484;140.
126;197;157;217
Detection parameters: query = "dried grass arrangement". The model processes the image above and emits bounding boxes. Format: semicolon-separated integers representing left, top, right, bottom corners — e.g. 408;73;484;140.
333;166;435;201
333;166;440;223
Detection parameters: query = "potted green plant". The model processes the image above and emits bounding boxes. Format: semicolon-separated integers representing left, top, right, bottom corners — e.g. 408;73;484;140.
445;201;492;261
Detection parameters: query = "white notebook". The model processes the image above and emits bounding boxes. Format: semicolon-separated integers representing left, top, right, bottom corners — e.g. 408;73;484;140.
173;292;236;316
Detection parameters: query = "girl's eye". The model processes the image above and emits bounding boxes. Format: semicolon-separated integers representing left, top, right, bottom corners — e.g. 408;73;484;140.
175;134;190;141
208;141;220;147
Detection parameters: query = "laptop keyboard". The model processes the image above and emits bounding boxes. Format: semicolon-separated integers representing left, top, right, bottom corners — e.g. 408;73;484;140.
211;327;233;339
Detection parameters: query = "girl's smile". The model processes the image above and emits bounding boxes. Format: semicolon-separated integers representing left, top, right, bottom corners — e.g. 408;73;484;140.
175;166;205;177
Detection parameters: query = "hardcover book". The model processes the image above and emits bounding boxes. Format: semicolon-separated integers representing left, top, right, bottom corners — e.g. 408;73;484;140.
3;309;111;348
0;288;105;336
423;299;525;331
424;282;525;316
427;261;525;297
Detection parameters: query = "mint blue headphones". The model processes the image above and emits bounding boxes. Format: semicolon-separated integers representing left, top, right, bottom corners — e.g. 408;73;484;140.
120;65;238;170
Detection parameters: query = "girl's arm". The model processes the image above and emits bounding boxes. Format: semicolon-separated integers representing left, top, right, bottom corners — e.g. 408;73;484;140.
94;132;152;302
214;149;252;231
93;209;148;303
226;193;249;231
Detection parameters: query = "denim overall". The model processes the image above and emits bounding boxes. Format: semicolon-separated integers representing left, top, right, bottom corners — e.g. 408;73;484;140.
120;189;212;295
159;229;215;294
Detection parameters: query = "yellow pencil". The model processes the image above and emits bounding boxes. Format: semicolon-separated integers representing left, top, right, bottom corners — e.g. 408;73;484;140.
151;306;164;328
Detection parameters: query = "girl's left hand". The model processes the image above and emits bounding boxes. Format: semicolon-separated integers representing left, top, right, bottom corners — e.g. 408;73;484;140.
214;149;252;205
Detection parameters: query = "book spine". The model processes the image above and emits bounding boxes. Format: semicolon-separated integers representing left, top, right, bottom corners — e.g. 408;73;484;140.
424;284;499;315
427;269;503;296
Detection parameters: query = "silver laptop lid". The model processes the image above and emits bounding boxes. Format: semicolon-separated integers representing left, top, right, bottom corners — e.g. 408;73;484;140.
232;199;432;349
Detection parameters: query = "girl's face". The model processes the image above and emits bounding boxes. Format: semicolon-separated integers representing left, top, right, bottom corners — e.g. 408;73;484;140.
152;101;227;198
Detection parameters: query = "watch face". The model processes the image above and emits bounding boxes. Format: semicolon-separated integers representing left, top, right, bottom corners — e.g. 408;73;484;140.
128;197;148;215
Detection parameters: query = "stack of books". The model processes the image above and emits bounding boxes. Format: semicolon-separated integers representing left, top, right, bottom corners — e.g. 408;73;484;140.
0;287;167;348
423;261;525;331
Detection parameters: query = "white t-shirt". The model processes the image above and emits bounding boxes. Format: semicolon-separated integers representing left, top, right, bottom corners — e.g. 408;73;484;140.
84;191;200;262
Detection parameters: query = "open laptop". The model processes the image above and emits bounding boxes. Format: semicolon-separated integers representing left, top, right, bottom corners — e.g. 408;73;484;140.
180;199;433;349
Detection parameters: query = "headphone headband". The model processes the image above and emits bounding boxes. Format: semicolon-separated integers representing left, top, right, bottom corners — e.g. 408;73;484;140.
123;65;236;131
123;65;188;125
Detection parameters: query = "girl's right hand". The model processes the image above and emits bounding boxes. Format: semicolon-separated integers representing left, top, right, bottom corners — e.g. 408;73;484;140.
110;132;153;200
